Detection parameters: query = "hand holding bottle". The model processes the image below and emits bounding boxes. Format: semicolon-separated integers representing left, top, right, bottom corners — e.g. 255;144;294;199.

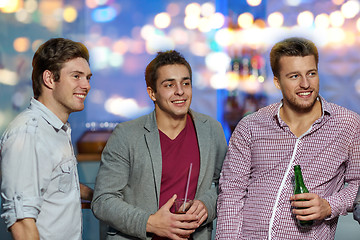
291;192;332;222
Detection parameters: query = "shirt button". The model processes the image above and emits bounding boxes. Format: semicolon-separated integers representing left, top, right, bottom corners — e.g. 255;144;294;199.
17;196;21;200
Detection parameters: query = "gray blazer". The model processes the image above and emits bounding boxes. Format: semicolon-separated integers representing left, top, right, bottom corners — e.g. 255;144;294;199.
92;110;227;240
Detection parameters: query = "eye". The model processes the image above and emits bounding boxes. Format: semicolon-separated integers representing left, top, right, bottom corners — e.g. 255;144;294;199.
86;76;91;81
183;81;191;86
289;74;298;79
74;74;80;79
308;71;317;77
165;83;173;87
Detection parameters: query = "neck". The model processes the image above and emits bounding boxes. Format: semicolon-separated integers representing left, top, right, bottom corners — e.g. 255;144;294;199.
280;100;322;138
37;95;69;124
156;110;188;140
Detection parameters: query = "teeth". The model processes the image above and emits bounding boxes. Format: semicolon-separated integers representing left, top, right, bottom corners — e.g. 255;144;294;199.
75;94;85;99
173;100;185;103
298;92;310;96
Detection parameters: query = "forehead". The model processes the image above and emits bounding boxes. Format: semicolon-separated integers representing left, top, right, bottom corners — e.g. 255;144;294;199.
278;55;317;74
61;57;90;73
157;64;190;79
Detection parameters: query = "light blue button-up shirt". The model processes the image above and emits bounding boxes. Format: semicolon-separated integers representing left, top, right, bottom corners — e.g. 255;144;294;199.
0;98;81;240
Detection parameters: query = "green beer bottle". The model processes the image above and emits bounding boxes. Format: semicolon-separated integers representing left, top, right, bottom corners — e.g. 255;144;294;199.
294;165;314;227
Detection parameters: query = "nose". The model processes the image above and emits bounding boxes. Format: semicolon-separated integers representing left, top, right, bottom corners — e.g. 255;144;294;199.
81;78;91;92
175;83;184;95
300;76;310;89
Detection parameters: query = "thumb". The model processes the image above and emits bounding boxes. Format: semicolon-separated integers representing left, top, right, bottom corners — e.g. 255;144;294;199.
162;194;177;210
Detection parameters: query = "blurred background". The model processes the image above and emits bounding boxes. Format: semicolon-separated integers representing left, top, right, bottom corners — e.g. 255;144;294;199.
0;0;360;239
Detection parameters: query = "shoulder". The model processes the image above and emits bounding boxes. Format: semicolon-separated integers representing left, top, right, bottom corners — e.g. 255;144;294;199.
190;110;222;128
1;109;41;141
241;103;278;125
109;112;153;139
326;101;360;125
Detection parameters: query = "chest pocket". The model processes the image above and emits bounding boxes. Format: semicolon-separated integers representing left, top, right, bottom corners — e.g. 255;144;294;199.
59;160;75;193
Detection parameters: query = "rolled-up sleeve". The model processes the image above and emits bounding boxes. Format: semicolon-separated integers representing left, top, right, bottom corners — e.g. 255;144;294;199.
1;118;48;228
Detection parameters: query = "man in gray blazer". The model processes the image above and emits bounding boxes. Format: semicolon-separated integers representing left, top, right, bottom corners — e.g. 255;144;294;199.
92;50;227;240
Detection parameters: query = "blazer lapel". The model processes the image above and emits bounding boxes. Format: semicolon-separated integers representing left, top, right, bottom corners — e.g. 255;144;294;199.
144;111;162;204
191;111;210;192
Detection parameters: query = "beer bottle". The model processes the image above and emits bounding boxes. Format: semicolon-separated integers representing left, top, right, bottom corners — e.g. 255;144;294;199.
294;164;314;227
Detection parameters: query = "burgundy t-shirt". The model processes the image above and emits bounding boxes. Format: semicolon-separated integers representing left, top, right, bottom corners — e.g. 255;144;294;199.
158;114;200;212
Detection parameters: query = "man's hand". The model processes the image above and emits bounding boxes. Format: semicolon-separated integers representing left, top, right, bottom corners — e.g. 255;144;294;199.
290;193;331;221
186;200;208;225
146;195;199;240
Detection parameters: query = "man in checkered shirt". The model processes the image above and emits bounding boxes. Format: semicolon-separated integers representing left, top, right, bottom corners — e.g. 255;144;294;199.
216;37;360;239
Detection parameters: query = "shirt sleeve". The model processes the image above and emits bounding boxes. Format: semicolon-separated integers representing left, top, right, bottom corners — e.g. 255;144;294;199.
324;117;360;219
216;120;252;239
1;118;48;228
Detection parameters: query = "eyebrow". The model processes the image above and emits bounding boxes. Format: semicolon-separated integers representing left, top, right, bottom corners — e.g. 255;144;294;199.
285;69;317;77
160;77;190;84
70;70;93;77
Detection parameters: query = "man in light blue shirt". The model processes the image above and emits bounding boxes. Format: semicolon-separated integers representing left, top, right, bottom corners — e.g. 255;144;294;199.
0;38;93;239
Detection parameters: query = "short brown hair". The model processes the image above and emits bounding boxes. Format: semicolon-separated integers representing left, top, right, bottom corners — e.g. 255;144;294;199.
145;50;192;92
270;37;318;78
32;38;89;98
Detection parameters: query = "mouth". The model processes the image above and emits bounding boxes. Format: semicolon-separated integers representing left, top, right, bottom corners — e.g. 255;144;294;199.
297;91;312;97
172;100;186;104
74;93;87;99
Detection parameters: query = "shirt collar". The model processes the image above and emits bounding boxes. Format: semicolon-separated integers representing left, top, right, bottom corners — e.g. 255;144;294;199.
29;98;69;131
273;95;331;127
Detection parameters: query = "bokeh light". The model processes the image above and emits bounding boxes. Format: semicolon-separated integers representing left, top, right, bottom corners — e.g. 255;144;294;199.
341;0;360;19
238;12;254;29
215;28;235;47
285;0;301;7
315;13;330;29
92;6;117;22
184;15;200;29
13;37;30;52
267;12;284;28
0;0;21;13
166;2;180;17
154;12;171;29
297;11;314;28
200;2;215;17
329;10;345;27
332;0;345;5
247;0;262;7
209;12;225;29
185;2;201;16
63;6;77;23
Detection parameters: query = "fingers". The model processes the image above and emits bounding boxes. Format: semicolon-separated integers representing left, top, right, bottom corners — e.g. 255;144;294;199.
162;194;177;210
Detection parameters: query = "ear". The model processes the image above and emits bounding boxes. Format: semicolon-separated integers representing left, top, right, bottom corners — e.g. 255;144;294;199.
147;86;156;102
42;70;55;89
273;76;281;90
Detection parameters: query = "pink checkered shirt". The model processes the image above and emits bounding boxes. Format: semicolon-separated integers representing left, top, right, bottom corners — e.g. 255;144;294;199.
216;97;360;240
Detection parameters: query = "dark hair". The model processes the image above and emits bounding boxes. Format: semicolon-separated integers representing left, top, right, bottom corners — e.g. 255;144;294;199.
270;37;319;78
32;38;90;98
145;50;192;92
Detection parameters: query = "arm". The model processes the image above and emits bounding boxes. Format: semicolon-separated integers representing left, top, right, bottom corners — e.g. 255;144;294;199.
292;117;360;221
323;121;360;219
215;121;252;239
10;218;39;240
1;123;47;232
80;183;93;201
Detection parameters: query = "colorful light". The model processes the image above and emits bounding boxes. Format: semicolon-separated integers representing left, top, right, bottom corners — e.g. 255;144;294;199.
267;12;284;28
154;12;171;29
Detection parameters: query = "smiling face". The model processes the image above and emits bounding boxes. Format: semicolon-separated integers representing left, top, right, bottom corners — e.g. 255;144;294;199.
274;55;319;113
48;57;92;121
147;64;192;121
